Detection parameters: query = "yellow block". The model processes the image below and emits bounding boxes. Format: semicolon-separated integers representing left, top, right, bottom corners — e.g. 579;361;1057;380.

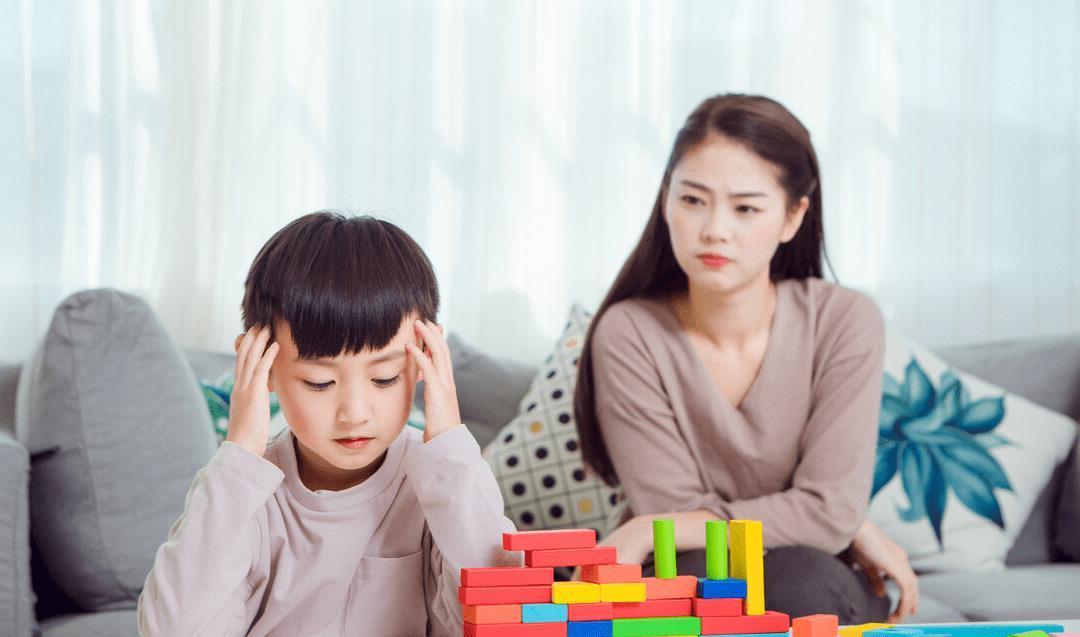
599;582;647;602
729;520;765;615
839;624;894;637
551;581;601;604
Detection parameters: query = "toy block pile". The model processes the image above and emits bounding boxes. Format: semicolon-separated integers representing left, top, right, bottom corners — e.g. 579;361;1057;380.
457;517;1071;637
458;518;794;636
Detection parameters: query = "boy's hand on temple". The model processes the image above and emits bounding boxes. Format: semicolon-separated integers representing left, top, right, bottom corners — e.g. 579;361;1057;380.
406;319;462;442
226;325;280;457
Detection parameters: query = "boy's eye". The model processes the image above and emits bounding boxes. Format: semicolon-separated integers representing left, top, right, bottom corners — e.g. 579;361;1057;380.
304;380;334;391
373;375;400;388
680;194;705;206
736;205;760;214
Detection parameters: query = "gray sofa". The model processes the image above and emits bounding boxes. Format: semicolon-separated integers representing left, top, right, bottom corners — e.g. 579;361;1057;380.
1;297;1078;636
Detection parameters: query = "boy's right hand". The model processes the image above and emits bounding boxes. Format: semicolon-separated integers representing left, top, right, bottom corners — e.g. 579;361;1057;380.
226;325;280;457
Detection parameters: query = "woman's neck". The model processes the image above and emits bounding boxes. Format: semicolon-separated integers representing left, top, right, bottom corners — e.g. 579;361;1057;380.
676;272;777;348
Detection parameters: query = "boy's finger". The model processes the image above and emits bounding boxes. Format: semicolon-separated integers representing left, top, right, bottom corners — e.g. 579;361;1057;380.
243;327;271;384
235;327;259;381
253;342;279;380
405;342;437;381
418;320;452;383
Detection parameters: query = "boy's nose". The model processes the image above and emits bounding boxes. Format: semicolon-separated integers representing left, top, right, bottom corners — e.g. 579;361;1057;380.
337;396;373;426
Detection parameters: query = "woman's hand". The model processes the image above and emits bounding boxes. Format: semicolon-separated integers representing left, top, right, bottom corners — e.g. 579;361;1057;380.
226;325;279;457
571;515;653;580
848;519;919;622
405;319;462;442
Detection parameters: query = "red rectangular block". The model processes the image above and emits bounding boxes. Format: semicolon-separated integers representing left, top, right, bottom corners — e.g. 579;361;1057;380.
458;585;553;606
461;566;555;587
641;575;698;599
692;597;743;617
792;614;839;637
567;602;615;621
464;621;568;637
504;529;597;551
701;610;791;635
611;598;692;619
581;563;642;584
524;546;617;568
463;604;522;624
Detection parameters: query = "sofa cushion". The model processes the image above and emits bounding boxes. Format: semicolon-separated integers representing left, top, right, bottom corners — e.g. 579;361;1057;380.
915;563;1080;620
483;305;622;537
15;289;217;611
1055;434;1080;561
868;331;1077;572
0;429;33;637
39;609;138;637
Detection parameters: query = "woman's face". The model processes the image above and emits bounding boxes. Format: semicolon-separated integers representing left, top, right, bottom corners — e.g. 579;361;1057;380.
664;134;808;295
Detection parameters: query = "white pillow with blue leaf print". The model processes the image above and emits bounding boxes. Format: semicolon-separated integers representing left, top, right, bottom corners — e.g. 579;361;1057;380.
867;330;1076;573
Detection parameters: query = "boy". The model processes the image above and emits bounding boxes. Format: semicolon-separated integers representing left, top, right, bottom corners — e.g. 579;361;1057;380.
138;212;517;636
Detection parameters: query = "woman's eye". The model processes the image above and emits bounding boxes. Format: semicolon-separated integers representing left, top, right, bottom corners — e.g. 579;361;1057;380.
680;194;704;206
304;380;334;391
373;375;400;388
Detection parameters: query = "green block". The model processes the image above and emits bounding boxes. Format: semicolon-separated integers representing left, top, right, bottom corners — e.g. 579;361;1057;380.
1009;632;1050;637
612;616;701;637
652;518;676;579
705;519;728;580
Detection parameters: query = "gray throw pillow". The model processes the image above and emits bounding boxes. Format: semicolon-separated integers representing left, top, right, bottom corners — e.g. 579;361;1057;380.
1054;431;1080;560
15;289;217;611
0;429;33;637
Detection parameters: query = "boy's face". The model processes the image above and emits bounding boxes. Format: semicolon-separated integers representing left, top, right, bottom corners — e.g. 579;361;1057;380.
267;315;421;488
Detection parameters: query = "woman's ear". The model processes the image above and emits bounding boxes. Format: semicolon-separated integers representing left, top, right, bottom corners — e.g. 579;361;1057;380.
780;195;810;243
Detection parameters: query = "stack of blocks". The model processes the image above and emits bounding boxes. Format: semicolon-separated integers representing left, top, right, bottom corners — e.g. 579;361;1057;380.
457;519;1070;637
458;518;792;636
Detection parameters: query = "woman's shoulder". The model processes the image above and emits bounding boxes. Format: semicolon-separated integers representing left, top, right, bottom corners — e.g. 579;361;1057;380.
592;297;677;348
784;278;884;351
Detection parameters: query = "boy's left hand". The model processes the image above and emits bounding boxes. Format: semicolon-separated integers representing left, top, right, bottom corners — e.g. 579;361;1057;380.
406;319;462;442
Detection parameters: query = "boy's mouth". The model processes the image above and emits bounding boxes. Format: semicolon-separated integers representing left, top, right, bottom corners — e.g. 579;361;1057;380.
334;436;374;450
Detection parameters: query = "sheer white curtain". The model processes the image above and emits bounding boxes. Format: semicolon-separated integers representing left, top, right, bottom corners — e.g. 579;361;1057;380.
4;0;1079;365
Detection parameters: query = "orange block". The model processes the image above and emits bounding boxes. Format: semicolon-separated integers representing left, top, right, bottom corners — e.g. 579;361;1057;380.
463;604;523;624
642;575;698;599
581;563;642;584
793;614;840;637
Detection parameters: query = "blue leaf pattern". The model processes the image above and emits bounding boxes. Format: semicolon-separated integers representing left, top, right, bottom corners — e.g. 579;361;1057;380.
873;358;1012;548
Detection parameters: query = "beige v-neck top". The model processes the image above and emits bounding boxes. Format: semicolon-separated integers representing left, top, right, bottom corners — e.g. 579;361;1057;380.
591;278;884;554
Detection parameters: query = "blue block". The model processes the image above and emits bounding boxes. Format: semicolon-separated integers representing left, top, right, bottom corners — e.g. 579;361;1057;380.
522;603;568;623
569;620;614;637
697;577;748;599
869;626;1065;637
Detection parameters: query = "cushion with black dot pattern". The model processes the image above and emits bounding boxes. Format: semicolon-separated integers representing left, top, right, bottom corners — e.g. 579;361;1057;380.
483;305;622;537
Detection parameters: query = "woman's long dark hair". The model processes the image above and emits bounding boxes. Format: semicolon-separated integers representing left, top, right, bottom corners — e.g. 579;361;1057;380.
574;94;829;487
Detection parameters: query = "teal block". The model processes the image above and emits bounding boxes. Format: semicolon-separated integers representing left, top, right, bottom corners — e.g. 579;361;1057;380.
522;603;568;623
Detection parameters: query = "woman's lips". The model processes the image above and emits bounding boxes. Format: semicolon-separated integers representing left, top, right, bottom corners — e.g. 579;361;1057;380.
699;254;730;268
335;437;373;450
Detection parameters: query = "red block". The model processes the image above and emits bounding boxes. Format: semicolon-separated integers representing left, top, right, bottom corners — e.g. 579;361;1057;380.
504;529;597;551
458;584;553;606
700;610;791;635
611;598;692;618
581;563;643;584
461;566;555;587
464;621;568;637
641;575;698;599
792;614;840;637
567;602;615;621
524;546;617;568
692;597;743;617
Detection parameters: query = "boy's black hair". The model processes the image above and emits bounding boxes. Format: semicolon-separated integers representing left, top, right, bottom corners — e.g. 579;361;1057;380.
241;211;439;358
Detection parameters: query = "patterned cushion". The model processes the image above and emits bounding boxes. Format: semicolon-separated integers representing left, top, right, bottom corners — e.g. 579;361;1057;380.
868;330;1078;572
483;305;622;536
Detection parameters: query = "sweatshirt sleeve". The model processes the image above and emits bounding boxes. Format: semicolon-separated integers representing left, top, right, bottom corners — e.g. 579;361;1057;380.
593;298;885;555
402;426;520;637
138;442;284;637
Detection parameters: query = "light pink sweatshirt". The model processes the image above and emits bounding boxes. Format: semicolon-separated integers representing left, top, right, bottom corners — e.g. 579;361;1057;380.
138;425;518;636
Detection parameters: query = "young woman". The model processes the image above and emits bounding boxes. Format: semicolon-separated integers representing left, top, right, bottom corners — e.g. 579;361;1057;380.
574;94;917;622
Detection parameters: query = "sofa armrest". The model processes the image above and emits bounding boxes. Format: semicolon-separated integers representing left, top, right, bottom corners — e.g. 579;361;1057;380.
0;428;34;637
